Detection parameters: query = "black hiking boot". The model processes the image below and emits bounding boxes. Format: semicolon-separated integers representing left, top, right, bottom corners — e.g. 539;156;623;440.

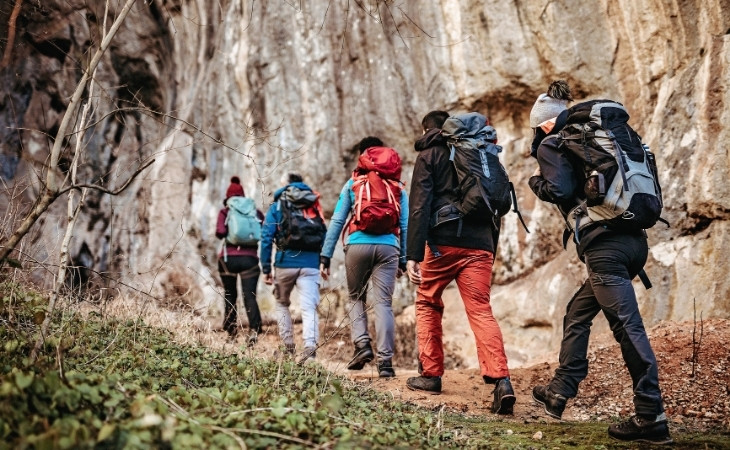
347;342;374;370
377;360;396;378
608;414;673;445
532;385;567;420
491;377;516;415
406;376;442;394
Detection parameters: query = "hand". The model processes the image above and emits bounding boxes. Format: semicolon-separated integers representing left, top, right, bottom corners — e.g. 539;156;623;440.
319;256;331;280
263;273;274;285
320;264;330;281
406;260;421;285
532;166;542;177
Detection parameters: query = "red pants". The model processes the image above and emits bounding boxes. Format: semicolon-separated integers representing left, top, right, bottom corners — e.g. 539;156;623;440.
415;245;509;379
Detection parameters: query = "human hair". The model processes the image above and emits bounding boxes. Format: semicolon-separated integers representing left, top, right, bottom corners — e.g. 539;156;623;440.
421;110;450;131
287;172;303;183
546;80;573;102
357;136;384;154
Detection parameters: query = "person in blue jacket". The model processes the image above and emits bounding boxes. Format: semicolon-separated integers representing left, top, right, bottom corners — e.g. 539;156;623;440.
320;136;408;378
260;173;327;363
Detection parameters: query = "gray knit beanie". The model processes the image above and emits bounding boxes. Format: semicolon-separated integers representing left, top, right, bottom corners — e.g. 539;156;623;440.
529;93;568;128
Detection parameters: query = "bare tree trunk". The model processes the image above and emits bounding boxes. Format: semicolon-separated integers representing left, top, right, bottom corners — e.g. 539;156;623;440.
0;0;138;265
30;2;103;357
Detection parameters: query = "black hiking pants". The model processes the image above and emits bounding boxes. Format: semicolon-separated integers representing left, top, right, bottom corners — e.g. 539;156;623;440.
218;255;262;336
549;232;665;417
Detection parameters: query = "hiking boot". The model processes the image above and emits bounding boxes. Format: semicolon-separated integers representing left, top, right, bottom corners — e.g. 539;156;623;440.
377;360;396;378
406;376;442;394
532;385;567;420
347;342;374;370
608;414;673;445
247;331;258;347
491;377;516;415
283;343;296;357
297;347;317;365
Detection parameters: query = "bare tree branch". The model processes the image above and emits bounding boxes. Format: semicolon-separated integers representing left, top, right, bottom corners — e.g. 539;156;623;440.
0;0;138;265
56;158;156;196
1;0;24;68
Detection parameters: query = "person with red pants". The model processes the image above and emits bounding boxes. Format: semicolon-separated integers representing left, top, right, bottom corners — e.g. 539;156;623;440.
405;110;515;414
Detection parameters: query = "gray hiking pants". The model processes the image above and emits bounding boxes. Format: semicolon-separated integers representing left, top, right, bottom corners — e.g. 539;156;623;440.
344;244;398;363
549;232;665;417
273;267;320;349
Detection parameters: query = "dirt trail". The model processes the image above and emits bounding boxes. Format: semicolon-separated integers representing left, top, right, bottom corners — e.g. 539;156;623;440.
235;318;729;431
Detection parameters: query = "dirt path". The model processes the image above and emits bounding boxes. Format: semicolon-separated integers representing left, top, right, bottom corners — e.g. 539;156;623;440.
229;318;729;432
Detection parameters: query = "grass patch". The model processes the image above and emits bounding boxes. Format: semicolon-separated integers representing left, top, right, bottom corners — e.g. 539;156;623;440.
1;280;729;449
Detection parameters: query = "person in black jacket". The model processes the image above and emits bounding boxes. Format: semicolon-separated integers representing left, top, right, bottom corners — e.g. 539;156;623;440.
405;110;516;415
528;81;671;445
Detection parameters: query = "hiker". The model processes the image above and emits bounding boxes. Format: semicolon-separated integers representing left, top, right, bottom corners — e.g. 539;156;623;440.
404;110;516;415
527;80;671;444
260;173;327;363
216;176;264;344
319;136;408;378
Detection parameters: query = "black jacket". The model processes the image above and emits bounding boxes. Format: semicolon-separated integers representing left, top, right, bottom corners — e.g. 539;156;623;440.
528;110;641;256
406;129;496;262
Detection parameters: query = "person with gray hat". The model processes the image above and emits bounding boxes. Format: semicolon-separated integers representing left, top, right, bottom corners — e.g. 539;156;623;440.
527;80;671;445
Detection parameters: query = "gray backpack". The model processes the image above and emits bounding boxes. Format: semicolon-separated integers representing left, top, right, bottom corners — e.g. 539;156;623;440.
438;112;529;234
558;100;664;237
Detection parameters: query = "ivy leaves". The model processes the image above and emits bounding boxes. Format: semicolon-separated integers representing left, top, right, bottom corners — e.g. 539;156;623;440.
0;281;445;449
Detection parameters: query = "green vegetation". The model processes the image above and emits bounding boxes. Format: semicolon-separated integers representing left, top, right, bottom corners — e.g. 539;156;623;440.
1;281;729;449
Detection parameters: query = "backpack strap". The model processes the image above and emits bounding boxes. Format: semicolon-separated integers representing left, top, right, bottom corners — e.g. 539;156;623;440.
508;182;530;233
637;269;652;289
428;242;442;257
606;130;630;192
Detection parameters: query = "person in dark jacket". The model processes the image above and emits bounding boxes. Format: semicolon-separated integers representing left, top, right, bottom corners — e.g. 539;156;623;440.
216;176;264;344
528;81;671;445
405;110;516;415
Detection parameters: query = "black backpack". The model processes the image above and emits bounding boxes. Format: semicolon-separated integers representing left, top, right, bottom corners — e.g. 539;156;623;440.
437;112;529;234
557;100;664;236
275;186;327;251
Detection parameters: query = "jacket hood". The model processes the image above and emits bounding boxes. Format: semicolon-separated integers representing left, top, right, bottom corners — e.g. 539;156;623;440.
273;181;312;200
414;128;446;152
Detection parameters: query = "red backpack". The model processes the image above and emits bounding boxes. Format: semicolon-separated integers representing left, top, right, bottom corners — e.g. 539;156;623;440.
345;146;404;237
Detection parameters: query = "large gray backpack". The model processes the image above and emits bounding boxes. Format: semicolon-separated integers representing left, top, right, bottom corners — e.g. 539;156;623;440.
558;100;664;238
438;112;528;234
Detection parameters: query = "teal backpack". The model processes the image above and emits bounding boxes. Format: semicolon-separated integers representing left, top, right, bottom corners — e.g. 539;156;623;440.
225;197;261;246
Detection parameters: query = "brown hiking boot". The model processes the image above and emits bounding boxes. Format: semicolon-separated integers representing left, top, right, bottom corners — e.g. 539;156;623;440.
406;376;442;394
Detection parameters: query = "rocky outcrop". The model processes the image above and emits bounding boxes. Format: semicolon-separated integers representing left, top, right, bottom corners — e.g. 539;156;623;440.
1;0;728;366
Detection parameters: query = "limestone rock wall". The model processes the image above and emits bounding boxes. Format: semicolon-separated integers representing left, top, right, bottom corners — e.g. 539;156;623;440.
1;0;728;365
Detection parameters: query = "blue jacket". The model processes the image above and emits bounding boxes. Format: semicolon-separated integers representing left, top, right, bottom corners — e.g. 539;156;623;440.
321;178;408;265
260;182;322;273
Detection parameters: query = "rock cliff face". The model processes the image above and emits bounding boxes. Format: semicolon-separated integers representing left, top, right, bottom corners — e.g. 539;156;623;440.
1;0;728;365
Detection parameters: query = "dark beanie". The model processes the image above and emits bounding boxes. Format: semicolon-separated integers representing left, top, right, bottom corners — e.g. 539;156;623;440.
225;176;245;199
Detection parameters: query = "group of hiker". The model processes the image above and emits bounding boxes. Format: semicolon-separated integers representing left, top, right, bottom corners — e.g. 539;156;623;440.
215;80;672;445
